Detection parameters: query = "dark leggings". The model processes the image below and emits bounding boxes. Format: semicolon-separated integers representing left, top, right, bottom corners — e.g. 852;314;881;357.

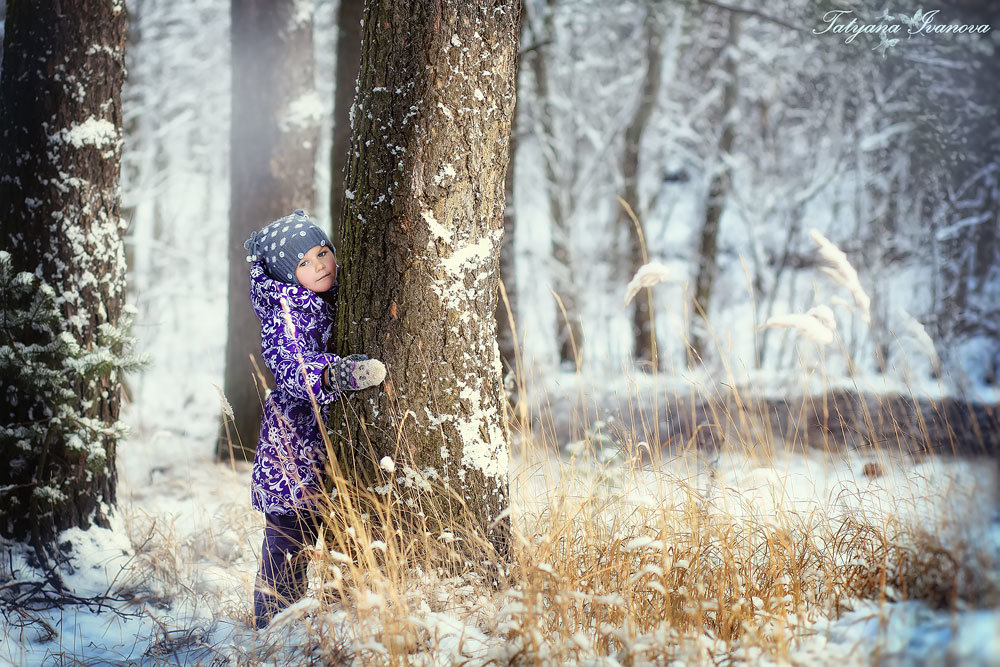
253;511;320;629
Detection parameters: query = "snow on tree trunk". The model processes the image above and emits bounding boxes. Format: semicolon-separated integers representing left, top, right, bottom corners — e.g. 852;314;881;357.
0;0;128;546
220;0;320;460
328;0;363;253
332;0;520;564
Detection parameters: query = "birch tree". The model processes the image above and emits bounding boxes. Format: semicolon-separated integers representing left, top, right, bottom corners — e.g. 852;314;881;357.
332;0;520;563
220;0;320;459
0;0;132;557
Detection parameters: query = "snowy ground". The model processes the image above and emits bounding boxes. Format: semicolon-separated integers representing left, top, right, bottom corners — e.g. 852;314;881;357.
2;376;998;665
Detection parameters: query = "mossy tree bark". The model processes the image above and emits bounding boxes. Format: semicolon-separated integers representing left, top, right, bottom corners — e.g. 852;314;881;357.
220;0;319;460
0;0;127;548
332;0;520;565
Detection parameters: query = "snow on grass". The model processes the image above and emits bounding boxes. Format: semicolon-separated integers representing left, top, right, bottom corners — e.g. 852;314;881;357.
763;305;838;345
809;228;872;323
3;376;997;665
623;261;672;307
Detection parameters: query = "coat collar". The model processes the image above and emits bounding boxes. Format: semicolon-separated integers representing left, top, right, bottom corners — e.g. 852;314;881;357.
249;261;334;314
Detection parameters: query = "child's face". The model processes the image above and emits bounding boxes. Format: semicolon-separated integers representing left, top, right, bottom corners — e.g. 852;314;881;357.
295;244;337;293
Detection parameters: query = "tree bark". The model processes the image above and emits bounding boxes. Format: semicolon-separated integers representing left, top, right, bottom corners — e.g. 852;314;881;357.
689;12;740;365
0;0;127;546
220;0;319;460
328;0;363;251
331;0;520;566
619;6;664;370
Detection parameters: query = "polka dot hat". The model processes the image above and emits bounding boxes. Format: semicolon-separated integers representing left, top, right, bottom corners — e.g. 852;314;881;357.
244;209;333;285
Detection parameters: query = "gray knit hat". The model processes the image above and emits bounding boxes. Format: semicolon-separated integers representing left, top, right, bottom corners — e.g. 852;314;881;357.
244;209;333;284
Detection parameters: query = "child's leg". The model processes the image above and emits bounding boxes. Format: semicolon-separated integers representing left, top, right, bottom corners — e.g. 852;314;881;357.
253;511;320;629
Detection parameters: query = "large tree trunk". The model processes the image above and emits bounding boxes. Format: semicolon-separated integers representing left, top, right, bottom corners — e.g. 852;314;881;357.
332;0;520;566
619;6;664;370
328;0;363;252
689;12;740;365
0;0;127;548
220;0;319;460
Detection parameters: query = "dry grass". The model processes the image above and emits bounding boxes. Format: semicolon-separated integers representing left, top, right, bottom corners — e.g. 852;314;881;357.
228;390;996;666
105;358;1000;666
105;233;999;665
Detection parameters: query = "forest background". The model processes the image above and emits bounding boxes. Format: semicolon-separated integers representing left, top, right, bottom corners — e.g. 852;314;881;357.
116;0;998;446
1;0;998;664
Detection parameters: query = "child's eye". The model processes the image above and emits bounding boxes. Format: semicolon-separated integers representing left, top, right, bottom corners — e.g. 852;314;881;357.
299;260;308;267
318;250;327;257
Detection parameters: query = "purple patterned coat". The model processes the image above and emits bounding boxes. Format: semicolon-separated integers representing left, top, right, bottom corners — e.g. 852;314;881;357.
249;261;341;516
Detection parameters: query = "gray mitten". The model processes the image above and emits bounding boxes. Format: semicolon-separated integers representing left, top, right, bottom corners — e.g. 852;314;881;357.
326;354;386;392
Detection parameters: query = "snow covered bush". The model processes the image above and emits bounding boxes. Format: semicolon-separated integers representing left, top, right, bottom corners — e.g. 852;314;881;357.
0;250;144;538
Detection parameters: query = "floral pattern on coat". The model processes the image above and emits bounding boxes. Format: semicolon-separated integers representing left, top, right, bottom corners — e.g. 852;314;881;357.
248;261;340;515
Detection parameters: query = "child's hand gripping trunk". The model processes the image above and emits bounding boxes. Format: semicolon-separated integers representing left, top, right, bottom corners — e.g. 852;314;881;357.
326;354;387;392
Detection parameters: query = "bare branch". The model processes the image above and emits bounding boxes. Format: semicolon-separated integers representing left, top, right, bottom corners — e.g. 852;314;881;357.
697;0;805;32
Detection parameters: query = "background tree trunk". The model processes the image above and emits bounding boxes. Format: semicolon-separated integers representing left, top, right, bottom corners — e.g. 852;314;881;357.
220;0;319;460
328;0;363;252
689;12;740;365
0;0;127;547
619;5;664;370
527;0;583;368
332;0;520;564
496;14;525;379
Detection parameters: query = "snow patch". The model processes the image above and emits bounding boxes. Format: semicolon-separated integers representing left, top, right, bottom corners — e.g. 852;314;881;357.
440;234;497;278
432;163;457;186
52;117;119;150
453;395;508;480
422;209;452;243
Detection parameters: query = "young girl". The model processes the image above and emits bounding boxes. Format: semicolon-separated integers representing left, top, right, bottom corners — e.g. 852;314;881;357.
243;209;385;629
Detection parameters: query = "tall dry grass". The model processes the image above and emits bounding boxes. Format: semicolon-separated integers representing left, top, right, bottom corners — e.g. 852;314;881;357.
143;229;998;665
263;405;994;665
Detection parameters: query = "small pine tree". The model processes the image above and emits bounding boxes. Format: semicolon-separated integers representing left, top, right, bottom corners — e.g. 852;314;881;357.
0;251;144;549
